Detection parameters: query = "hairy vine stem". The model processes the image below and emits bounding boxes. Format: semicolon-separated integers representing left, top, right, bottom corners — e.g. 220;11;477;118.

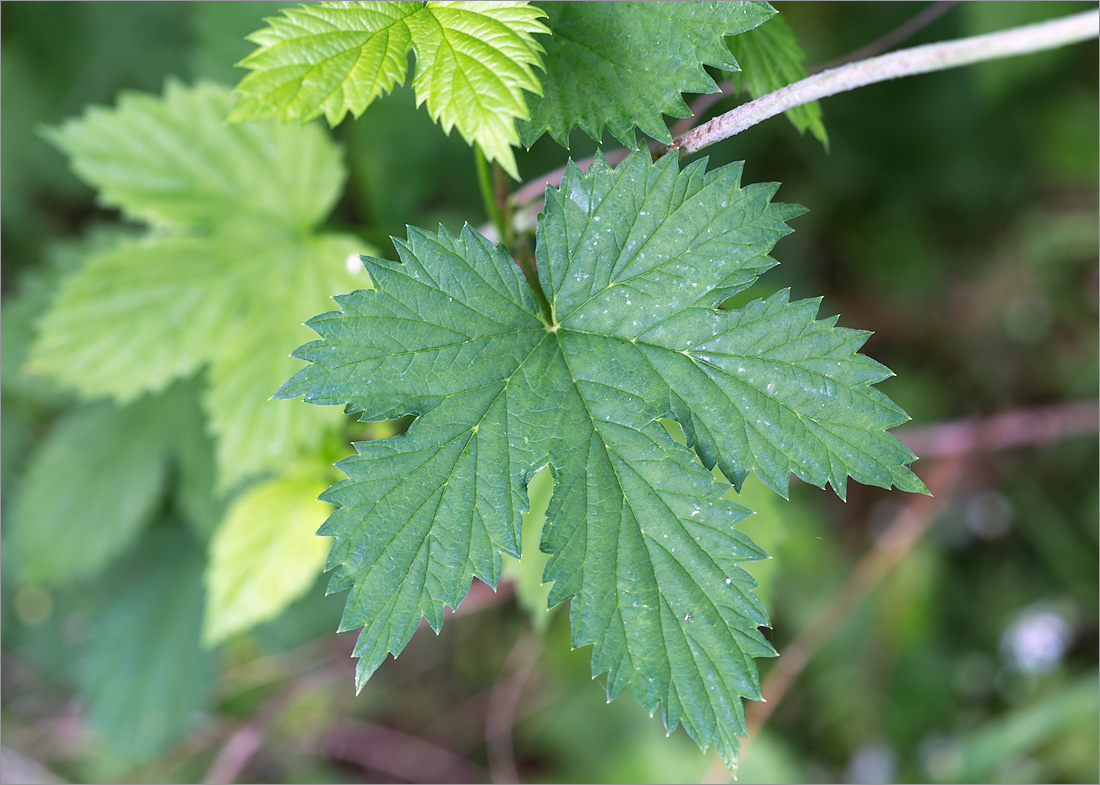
658;8;1099;158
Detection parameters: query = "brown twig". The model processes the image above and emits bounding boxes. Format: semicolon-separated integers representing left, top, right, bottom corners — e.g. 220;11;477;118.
203;671;340;785
661;9;1098;159
322;718;488;783
203;724;265;785
673;2;960;141
749;458;963;734
895;400;1100;459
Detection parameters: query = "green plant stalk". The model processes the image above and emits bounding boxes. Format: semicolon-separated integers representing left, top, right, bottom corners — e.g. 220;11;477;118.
659;8;1099;157
484;149;551;324
493;159;515;250
475;143;505;241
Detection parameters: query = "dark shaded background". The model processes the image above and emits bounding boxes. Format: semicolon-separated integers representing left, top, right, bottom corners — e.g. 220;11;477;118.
2;3;1097;783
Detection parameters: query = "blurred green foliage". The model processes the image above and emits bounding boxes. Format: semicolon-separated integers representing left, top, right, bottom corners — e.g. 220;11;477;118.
2;3;1096;783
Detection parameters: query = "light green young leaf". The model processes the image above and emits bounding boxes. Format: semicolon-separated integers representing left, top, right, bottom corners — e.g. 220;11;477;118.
44;79;342;230
26;236;243;403
203;468;332;646
79;530;214;761
202;232;368;490
31;82;373;488
232;1;549;177
9;386;202;587
517;1;774;148
276;150;924;767
231;1;419;125
727;14;828;147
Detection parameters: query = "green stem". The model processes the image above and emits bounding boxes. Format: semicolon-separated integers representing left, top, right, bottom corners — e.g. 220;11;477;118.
493;159;516;249
475;144;505;241
477;147;552;324
656;8;1099;158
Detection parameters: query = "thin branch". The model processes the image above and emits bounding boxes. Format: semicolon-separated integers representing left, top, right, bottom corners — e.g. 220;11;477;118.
510;1;963;214
896;400;1100;459
702;398;1100;782
322;718;488;783
203;673;338;784
662;9;1099;158
511;148;631;216
203;724;265;785
810;1;961;74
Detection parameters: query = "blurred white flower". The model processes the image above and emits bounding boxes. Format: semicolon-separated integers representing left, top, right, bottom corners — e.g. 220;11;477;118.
999;604;1073;673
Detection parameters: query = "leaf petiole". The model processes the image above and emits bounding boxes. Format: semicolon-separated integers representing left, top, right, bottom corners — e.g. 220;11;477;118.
474;144;505;241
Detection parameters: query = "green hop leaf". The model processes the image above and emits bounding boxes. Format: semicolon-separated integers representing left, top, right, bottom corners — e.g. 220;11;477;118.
231;0;549;177
277;150;925;768
518;1;774;148
727;13;828;147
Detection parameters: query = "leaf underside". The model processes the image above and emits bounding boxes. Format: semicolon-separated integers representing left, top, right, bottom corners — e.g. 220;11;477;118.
231;0;549;177
517;1;774;149
279;150;924;767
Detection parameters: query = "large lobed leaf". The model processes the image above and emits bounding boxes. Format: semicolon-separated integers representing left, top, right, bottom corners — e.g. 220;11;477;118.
29;81;371;489
278;150;924;767
517;1;774;148
231;1;549;177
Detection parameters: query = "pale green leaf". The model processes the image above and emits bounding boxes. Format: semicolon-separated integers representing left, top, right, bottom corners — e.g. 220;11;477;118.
203;468;332;645
0;233;96;410
277;150;924;767
79;530;214;761
727;14;827;147
26;236;243;403
204;233;369;490
44;79;343;230
33;82;373;488
517;1;774;148
9;386;202;587
232;0;549;177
